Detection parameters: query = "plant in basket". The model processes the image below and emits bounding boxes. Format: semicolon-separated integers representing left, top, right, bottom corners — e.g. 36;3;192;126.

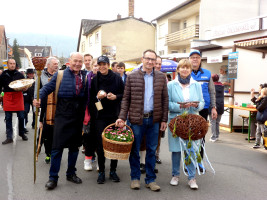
104;127;134;142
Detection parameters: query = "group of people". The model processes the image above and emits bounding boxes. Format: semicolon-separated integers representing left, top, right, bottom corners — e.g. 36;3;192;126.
2;49;223;192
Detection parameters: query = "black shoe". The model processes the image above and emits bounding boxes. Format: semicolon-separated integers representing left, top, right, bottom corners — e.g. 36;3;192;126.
109;171;120;182
97;172;105;184
67;174;82;184
21;135;28;141
156;158;162;164
45;180;57;190
2;138;13;145
245;137;256;140
140;163;146;174
154;167;158;173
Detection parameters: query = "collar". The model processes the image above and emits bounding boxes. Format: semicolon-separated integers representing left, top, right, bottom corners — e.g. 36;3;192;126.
174;76;197;86
69;68;82;76
140;66;154;76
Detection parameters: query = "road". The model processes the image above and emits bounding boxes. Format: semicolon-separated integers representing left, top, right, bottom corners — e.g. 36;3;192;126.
0;111;266;200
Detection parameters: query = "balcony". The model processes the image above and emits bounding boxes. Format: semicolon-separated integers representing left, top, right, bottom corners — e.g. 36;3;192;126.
165;24;199;46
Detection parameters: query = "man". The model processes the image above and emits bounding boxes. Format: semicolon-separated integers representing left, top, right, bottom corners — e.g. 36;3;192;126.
34;52;87;190
0;59;28;144
84;54;93;74
116;49;168;192
189;50;217;163
24;68;35;130
116;62;127;85
34;57;59;164
154;56;162;71
111;62;118;72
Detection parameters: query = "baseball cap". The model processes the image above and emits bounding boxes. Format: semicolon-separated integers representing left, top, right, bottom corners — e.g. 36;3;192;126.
189;50;201;57
97;55;110;64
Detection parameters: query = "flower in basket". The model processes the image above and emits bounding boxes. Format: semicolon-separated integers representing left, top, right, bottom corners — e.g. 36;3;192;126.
104;127;134;142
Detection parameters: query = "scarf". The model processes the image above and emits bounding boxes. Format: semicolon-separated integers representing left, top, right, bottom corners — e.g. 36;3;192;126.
178;73;191;85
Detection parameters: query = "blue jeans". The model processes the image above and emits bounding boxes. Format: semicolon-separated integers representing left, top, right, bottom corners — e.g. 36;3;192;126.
5;111;25;139
172;152;196;180
129;116;159;184
49;148;79;181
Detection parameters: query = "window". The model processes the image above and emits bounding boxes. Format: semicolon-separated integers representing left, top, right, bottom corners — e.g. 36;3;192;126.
95;32;99;43
183;20;187;29
89;35;93;46
159;50;164;56
183;49;187;53
171;50;179;54
159;23;167;38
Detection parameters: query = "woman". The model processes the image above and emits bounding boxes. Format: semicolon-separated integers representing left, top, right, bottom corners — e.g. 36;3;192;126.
83;59;99;170
90;55;124;184
167;59;204;190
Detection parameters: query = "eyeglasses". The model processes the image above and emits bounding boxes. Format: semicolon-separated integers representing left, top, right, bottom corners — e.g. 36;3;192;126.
190;56;201;60
143;57;156;62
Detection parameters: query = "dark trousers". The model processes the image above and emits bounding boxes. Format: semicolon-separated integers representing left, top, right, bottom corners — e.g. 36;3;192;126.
5;111;25;139
43;123;54;156
199;108;209;159
49;147;79;181
83;122;96;157
24;102;35;128
95;119;118;173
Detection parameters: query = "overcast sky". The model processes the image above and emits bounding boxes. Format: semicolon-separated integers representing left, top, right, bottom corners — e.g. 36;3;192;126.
1;0;184;37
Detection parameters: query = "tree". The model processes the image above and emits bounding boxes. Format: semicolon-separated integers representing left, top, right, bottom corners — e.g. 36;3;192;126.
12;39;21;68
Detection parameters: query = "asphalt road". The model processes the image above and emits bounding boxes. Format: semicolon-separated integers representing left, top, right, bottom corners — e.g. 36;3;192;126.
0;111;266;200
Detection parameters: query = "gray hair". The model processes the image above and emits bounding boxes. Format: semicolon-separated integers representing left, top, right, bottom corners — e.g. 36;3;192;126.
46;57;59;67
70;52;84;61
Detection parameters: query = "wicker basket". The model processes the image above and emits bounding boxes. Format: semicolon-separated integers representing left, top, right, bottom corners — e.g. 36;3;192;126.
102;123;134;160
9;79;35;91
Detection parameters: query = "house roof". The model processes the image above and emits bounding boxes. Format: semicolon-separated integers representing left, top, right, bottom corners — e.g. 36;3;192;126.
77;17;154;51
18;45;52;57
152;0;196;21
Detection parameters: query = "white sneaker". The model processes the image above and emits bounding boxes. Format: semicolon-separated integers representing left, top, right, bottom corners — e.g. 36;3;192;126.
84;159;93;171
188;178;198;190
170;176;179;186
209;138;217;142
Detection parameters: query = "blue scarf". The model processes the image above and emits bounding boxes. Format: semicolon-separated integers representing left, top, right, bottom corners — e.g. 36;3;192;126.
178;73;191;85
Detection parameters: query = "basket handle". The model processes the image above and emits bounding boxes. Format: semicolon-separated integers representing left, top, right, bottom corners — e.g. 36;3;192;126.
103;122;133;135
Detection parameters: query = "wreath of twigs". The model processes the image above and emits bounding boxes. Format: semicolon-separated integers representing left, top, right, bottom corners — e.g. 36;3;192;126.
168;114;208;140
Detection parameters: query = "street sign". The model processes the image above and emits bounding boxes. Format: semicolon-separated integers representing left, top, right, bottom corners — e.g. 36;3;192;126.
228;52;238;79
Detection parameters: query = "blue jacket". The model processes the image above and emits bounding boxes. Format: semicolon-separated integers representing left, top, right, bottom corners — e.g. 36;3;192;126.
167;78;204;152
191;68;211;109
39;68;87;100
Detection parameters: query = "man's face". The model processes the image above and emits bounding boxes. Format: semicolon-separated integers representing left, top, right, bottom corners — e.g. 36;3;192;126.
27;73;34;79
7;59;16;71
112;64;118;72
117;66;125;76
69;53;83;74
98;62;109;75
189;54;201;71
92;61;99;74
84;56;92;70
48;59;59;74
154;57;162;71
142;52;156;72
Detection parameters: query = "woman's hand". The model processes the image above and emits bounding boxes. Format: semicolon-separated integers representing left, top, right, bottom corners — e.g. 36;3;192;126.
97;90;107;99
107;92;117;100
39;122;43;129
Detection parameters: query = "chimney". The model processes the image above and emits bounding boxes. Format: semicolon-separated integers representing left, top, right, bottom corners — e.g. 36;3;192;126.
129;0;134;17
117;14;121;19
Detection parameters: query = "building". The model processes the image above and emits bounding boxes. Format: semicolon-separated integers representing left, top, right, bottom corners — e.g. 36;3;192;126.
0;25;8;69
77;0;155;64
18;45;52;69
152;0;200;58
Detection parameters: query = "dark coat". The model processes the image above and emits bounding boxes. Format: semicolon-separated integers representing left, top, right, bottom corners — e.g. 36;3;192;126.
0;70;25;92
119;68;168;125
256;96;267;124
209;82;224;115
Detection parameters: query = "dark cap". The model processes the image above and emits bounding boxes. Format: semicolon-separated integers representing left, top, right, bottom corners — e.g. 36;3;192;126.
189;50;201;57
26;68;35;74
97;55;110;64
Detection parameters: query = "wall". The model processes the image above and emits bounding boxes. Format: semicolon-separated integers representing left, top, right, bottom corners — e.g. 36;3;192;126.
101;18;155;62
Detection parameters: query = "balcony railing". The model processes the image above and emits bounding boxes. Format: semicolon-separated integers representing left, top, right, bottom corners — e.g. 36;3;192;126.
165;24;199;45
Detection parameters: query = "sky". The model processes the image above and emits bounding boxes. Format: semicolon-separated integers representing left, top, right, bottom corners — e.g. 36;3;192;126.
1;0;185;38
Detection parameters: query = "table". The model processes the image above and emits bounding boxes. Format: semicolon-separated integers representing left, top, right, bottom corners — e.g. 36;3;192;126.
224;104;257;143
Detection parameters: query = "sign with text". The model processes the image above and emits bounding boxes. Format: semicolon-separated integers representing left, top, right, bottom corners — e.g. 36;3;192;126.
228;52;238;79
207;56;223;63
209;18;260;39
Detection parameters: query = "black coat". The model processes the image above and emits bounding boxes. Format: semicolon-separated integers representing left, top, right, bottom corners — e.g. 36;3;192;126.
209;83;224;115
256;96;267;124
0;70;25;92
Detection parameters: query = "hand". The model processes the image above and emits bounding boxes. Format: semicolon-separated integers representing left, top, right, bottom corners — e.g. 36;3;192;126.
39;122;43;129
97;90;107;99
189;102;199;108
107;92;117;100
179;102;191;108
160;122;167;131
211;107;217;119
33;99;41;108
115;119;125;128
